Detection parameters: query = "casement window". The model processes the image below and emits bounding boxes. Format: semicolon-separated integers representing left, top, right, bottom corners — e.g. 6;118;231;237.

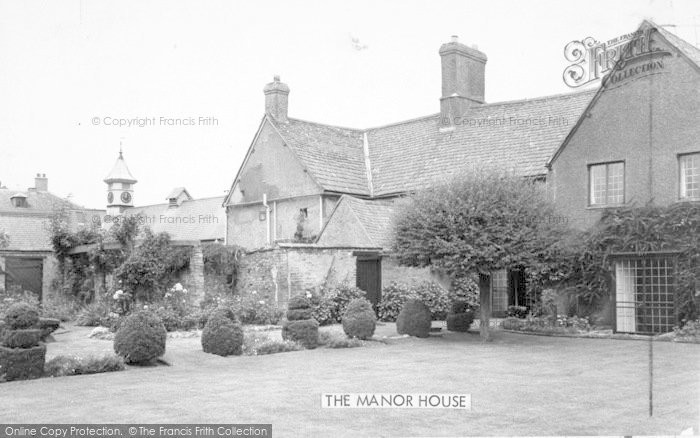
589;161;624;206
490;269;508;315
679;152;700;200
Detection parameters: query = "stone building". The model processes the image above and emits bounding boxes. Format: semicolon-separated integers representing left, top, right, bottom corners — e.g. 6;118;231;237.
224;35;595;309
0;174;103;301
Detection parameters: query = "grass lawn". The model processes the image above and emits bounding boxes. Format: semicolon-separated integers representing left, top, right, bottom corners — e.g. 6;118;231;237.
0;323;698;437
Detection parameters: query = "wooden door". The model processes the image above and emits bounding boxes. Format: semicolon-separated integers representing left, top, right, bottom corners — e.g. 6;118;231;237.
5;257;43;300
356;257;381;307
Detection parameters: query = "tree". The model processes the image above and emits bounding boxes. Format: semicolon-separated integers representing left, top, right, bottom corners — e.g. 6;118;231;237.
393;171;570;340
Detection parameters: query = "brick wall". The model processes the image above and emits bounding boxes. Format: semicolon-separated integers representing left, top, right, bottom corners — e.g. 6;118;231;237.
549;33;700;230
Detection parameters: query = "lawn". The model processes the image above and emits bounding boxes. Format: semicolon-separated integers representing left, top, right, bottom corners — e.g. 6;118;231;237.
0;324;698;437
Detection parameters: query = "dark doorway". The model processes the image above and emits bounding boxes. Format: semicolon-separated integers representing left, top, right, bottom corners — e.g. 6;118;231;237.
356;255;381;307
508;269;528;307
5;257;43;300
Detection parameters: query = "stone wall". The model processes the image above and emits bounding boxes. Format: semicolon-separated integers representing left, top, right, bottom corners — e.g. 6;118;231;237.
236;246;452;306
236;244;358;305
381;256;451;290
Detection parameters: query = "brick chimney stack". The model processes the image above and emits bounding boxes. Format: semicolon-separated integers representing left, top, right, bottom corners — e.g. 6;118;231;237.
34;173;48;192
439;36;487;120
264;75;290;122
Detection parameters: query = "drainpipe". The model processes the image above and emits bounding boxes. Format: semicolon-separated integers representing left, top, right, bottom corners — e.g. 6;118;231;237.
319;196;323;232
273;201;277;242
263;193;270;245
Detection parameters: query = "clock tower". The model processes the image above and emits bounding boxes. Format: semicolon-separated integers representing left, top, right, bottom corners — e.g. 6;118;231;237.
104;149;137;217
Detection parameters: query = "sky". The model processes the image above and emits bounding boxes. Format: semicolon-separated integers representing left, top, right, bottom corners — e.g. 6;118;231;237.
0;0;698;209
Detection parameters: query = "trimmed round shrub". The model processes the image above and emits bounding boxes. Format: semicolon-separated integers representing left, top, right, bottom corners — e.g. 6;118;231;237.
0;344;46;381
396;299;431;338
5;303;40;330
446;312;474;332
342;298;376;340
201;313;244;356
113;310;167;365
209;306;238;323
3;329;42;348
287;295;311;311
286;308;313;321
282;319;319;349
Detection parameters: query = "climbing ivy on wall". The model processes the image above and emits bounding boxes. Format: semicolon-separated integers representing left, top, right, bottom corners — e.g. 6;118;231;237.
557;203;699;324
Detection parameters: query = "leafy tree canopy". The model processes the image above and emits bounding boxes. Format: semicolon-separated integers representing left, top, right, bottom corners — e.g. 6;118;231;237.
394;171;570;280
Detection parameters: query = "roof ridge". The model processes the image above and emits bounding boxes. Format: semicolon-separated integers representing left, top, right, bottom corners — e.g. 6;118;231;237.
285;117;365;133
131;196;225;209
472;88;598;109
364;113;441;131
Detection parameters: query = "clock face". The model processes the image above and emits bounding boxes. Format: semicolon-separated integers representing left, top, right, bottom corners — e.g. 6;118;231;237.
107;192;114;203
120;191;132;203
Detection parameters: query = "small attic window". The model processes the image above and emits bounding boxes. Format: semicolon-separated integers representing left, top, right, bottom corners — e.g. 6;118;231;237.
10;194;27;208
299;208;308;218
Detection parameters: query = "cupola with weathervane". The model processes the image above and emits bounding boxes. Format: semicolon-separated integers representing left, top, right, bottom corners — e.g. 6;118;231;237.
104;149;137;216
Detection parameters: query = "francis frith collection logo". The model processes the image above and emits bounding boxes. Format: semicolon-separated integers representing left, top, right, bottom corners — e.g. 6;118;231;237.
563;27;673;88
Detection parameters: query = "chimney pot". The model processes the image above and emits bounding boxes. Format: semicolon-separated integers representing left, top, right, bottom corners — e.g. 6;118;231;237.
34;173;48;192
439;36;487;122
264;76;290;122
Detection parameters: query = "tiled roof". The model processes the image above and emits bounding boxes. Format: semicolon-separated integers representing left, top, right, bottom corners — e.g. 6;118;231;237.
129;196;225;242
653;21;700;68
343;196;396;249
244;23;692;200
0;214;52;251
104;152;137;183
367;90;596;194
268;117;369;195
267;91;595;197
0;188;81;213
318;195;397;249
0;189;94;252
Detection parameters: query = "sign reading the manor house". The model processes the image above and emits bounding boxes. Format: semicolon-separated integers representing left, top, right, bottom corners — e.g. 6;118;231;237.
563;27;673;88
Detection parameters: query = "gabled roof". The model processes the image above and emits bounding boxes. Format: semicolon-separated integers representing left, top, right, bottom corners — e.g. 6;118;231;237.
166;187;192;201
547;20;700;168
317;195;397;249
228;21;695;203
129;196;225;242
257;91;595;199
104;151;137;183
654;21;700;69
267;117;368;195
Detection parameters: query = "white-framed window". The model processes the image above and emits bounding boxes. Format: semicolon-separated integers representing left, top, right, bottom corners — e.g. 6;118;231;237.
589;161;624;206
679;152;700;200
491;269;508;314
